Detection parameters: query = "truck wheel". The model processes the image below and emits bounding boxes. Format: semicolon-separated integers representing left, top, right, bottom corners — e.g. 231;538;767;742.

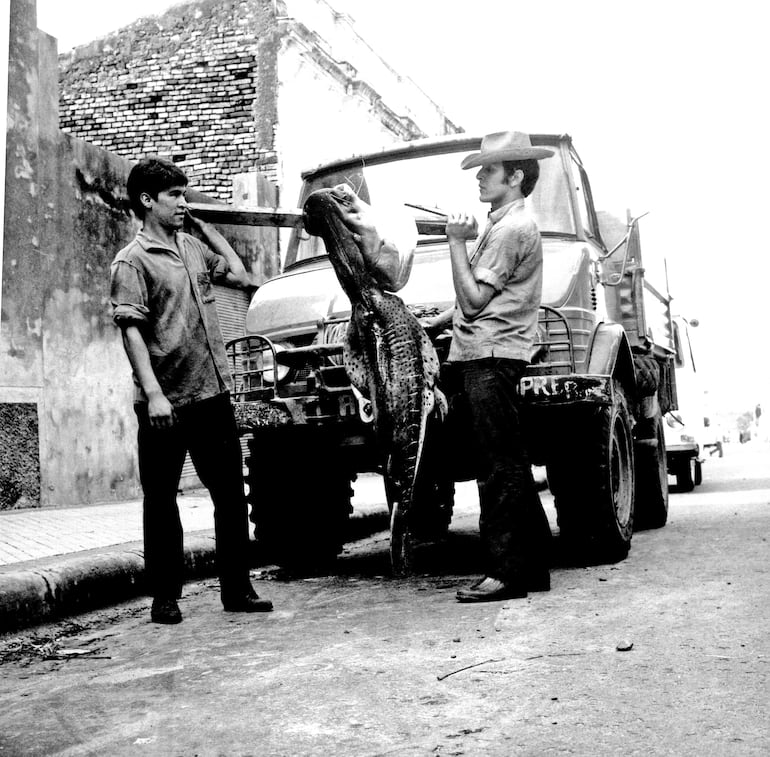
547;381;635;563
634;414;669;529
694;458;703;486
675;458;695;492
246;429;352;573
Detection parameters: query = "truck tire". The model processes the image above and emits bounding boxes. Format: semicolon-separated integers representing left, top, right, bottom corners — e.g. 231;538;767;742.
694;458;703;486
675;458;695;492
547;380;635;564
246;428;352;573
634;414;669;529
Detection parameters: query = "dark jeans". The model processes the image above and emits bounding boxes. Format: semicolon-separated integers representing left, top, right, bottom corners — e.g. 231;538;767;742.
445;358;552;582
135;392;251;602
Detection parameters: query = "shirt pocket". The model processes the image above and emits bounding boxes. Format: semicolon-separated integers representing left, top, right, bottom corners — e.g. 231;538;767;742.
196;271;216;303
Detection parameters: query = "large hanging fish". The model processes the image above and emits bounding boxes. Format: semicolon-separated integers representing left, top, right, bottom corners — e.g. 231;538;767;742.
302;184;446;574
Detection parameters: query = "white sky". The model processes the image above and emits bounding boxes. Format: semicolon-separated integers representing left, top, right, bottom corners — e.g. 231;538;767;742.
34;0;770;415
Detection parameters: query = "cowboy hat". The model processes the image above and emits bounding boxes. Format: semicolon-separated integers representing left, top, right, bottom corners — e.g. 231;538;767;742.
460;131;554;169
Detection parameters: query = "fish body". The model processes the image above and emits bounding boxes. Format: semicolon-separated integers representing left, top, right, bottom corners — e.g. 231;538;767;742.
303;186;445;573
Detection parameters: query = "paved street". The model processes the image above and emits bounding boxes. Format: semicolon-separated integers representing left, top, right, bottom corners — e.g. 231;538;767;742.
1;442;768;756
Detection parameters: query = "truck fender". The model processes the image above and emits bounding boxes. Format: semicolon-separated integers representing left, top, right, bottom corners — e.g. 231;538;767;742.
585;322;636;397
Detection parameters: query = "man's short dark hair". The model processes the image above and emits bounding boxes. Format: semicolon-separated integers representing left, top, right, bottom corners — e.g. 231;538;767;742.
127;158;188;218
502;159;540;197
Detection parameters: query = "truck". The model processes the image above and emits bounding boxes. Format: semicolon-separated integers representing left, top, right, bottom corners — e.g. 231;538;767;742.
197;133;678;571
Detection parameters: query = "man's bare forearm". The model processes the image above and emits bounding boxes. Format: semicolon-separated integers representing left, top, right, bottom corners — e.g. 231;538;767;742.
121;325;175;426
122;326;163;397
187;212;250;288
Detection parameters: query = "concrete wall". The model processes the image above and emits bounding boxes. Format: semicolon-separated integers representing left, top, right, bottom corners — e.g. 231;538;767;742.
2;0;276;509
3;0;138;508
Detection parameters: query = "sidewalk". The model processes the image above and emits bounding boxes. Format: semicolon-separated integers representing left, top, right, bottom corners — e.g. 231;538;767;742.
0;475;388;634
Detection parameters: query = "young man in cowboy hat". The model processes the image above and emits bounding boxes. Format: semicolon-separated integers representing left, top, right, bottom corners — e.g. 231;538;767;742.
425;131;554;602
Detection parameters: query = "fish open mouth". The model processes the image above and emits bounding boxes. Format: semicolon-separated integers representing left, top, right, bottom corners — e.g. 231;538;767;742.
302;188;347;237
302;188;369;291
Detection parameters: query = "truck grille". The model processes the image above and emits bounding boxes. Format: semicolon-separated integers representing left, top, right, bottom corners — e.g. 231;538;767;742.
225;335;278;401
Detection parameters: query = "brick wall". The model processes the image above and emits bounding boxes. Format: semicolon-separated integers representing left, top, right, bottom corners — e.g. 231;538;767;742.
59;0;276;201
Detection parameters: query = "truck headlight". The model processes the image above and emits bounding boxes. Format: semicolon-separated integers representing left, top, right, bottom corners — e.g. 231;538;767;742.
262;343;292;385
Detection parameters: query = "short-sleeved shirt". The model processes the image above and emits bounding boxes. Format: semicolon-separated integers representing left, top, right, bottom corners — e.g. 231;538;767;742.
110;229;234;407
448;198;543;363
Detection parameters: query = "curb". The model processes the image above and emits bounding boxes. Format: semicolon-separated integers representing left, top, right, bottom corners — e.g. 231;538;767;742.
0;533;218;635
0;506;391;635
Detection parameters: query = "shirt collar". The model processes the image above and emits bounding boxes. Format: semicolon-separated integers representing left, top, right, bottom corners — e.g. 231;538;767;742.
488;197;525;224
136;228;181;253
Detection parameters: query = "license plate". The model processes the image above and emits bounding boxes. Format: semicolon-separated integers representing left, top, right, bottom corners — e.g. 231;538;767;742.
518;374;612;404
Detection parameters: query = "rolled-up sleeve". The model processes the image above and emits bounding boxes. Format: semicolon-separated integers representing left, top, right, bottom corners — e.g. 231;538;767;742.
474;265;504;292
475;218;539;292
475;227;516;292
110;259;150;326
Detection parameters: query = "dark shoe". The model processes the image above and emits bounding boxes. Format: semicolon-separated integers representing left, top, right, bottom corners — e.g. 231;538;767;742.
456;576;527;603
222;590;273;613
151;598;182;624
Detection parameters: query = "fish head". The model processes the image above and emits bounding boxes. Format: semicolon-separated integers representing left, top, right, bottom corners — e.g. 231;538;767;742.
303;185;383;299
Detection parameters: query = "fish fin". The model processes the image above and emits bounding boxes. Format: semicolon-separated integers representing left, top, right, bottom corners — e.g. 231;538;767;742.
343;320;371;397
433;386;448;421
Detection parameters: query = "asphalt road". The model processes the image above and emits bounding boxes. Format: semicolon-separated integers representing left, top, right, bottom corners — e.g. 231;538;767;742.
1;441;768;757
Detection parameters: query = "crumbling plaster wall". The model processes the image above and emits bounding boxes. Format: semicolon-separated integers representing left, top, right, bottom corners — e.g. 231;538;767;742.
274;33;413;210
3;0;143;508
279;0;456;139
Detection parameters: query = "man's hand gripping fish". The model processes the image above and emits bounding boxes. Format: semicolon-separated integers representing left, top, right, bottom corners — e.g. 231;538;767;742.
302;184;447;575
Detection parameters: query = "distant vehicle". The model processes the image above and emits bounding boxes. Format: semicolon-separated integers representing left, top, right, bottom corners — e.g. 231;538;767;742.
664;316;707;490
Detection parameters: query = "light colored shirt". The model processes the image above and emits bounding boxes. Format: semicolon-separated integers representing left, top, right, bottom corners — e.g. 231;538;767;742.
448;198;543;362
110;229;233;407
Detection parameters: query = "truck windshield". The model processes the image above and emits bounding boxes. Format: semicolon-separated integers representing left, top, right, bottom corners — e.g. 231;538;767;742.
287;144;575;265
